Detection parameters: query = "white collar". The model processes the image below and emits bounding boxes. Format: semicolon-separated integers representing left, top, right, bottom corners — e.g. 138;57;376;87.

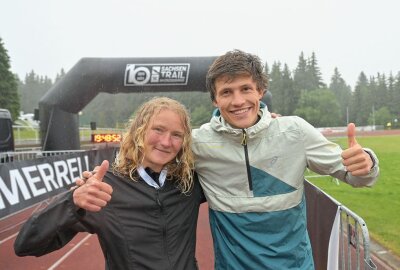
137;166;167;189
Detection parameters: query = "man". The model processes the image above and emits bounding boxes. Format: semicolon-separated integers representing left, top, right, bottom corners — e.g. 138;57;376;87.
191;49;379;269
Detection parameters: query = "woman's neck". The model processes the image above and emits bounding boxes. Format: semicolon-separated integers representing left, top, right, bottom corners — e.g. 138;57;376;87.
141;163;163;173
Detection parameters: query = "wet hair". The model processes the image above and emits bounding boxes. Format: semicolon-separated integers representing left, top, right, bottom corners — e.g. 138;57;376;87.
206;49;269;102
113;97;194;193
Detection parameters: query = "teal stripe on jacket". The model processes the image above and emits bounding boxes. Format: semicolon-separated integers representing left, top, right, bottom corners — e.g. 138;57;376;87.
209;195;315;270
251;166;296;197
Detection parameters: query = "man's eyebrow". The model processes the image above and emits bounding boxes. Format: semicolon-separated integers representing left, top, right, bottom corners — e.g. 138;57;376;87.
218;86;232;91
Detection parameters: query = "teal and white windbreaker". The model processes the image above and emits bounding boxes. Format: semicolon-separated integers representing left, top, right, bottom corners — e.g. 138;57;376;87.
192;107;379;270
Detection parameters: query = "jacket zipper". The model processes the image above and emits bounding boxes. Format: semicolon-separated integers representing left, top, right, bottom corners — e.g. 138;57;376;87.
156;190;172;268
241;129;253;191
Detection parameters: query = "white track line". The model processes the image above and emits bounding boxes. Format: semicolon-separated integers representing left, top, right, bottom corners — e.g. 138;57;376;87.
47;234;93;270
0;232;18;244
0;219;26;235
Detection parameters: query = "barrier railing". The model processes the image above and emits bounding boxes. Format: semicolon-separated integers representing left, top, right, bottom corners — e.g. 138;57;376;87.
0;150;85;163
305;179;377;270
339;204;377;270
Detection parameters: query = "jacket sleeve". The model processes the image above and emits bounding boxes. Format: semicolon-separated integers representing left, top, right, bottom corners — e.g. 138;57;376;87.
14;191;94;257
193;172;207;204
298;117;379;187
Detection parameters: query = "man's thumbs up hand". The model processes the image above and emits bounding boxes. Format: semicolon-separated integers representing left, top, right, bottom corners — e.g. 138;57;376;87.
73;160;113;212
347;122;358;147
341;123;373;176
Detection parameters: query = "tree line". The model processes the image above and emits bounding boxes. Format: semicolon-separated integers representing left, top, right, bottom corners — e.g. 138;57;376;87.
267;52;400;128
1;37;399;128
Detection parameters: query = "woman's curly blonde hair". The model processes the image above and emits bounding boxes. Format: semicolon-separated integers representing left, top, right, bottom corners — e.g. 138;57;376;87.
113;97;194;193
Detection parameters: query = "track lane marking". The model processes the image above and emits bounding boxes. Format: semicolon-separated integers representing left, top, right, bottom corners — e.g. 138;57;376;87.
0;231;18;244
47;234;93;270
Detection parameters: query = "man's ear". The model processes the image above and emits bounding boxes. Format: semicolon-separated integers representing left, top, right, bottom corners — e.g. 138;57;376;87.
213;100;218;107
258;89;265;99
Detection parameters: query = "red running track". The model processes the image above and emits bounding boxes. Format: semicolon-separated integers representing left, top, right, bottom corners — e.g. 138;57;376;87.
1;201;394;269
0;203;214;270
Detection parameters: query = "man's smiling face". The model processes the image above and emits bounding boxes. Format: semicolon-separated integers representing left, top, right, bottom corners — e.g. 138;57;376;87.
213;74;263;129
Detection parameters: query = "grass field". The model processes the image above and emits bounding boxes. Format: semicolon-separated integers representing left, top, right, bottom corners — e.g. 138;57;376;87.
307;135;400;256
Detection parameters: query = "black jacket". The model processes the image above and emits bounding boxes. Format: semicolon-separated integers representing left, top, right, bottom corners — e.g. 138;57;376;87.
14;171;204;270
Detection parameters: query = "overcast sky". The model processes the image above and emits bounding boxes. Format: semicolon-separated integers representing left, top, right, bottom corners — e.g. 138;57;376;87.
1;0;399;89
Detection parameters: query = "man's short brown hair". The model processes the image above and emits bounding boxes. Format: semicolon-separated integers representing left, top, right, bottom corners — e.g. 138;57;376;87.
206;49;269;101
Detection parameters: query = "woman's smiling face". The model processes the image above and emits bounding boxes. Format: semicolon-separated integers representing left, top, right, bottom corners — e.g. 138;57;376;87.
141;109;184;172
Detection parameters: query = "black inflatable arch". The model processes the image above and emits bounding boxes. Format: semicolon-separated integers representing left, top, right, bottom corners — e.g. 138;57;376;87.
39;57;272;151
39;57;217;150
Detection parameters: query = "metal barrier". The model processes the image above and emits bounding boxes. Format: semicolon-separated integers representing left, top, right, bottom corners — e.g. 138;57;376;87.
0;150;85;163
339;204;377;270
306;177;377;270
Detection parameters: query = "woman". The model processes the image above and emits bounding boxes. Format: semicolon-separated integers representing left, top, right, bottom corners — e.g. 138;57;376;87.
14;97;204;270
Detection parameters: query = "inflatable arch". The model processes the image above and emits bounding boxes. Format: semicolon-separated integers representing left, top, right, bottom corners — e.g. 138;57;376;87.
39;57;272;151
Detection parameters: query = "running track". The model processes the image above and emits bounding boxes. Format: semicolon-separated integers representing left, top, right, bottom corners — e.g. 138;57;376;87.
1;201;394;269
0;202;214;270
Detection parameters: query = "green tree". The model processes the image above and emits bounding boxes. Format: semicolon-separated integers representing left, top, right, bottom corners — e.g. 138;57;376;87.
294;89;341;127
392;72;400;125
268;62;284;113
376;73;388;109
351;72;372;125
307;52;326;90
293;52;310;92
293;51;326;93
368;106;391;126
18;70;53;114
268;62;296;115
329;67;352;125
281;64;296;115
80;90;215;128
394;73;400;115
191;105;211;127
55;68;66;82
387;73;396;115
0;37;20;120
264;61;270;78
